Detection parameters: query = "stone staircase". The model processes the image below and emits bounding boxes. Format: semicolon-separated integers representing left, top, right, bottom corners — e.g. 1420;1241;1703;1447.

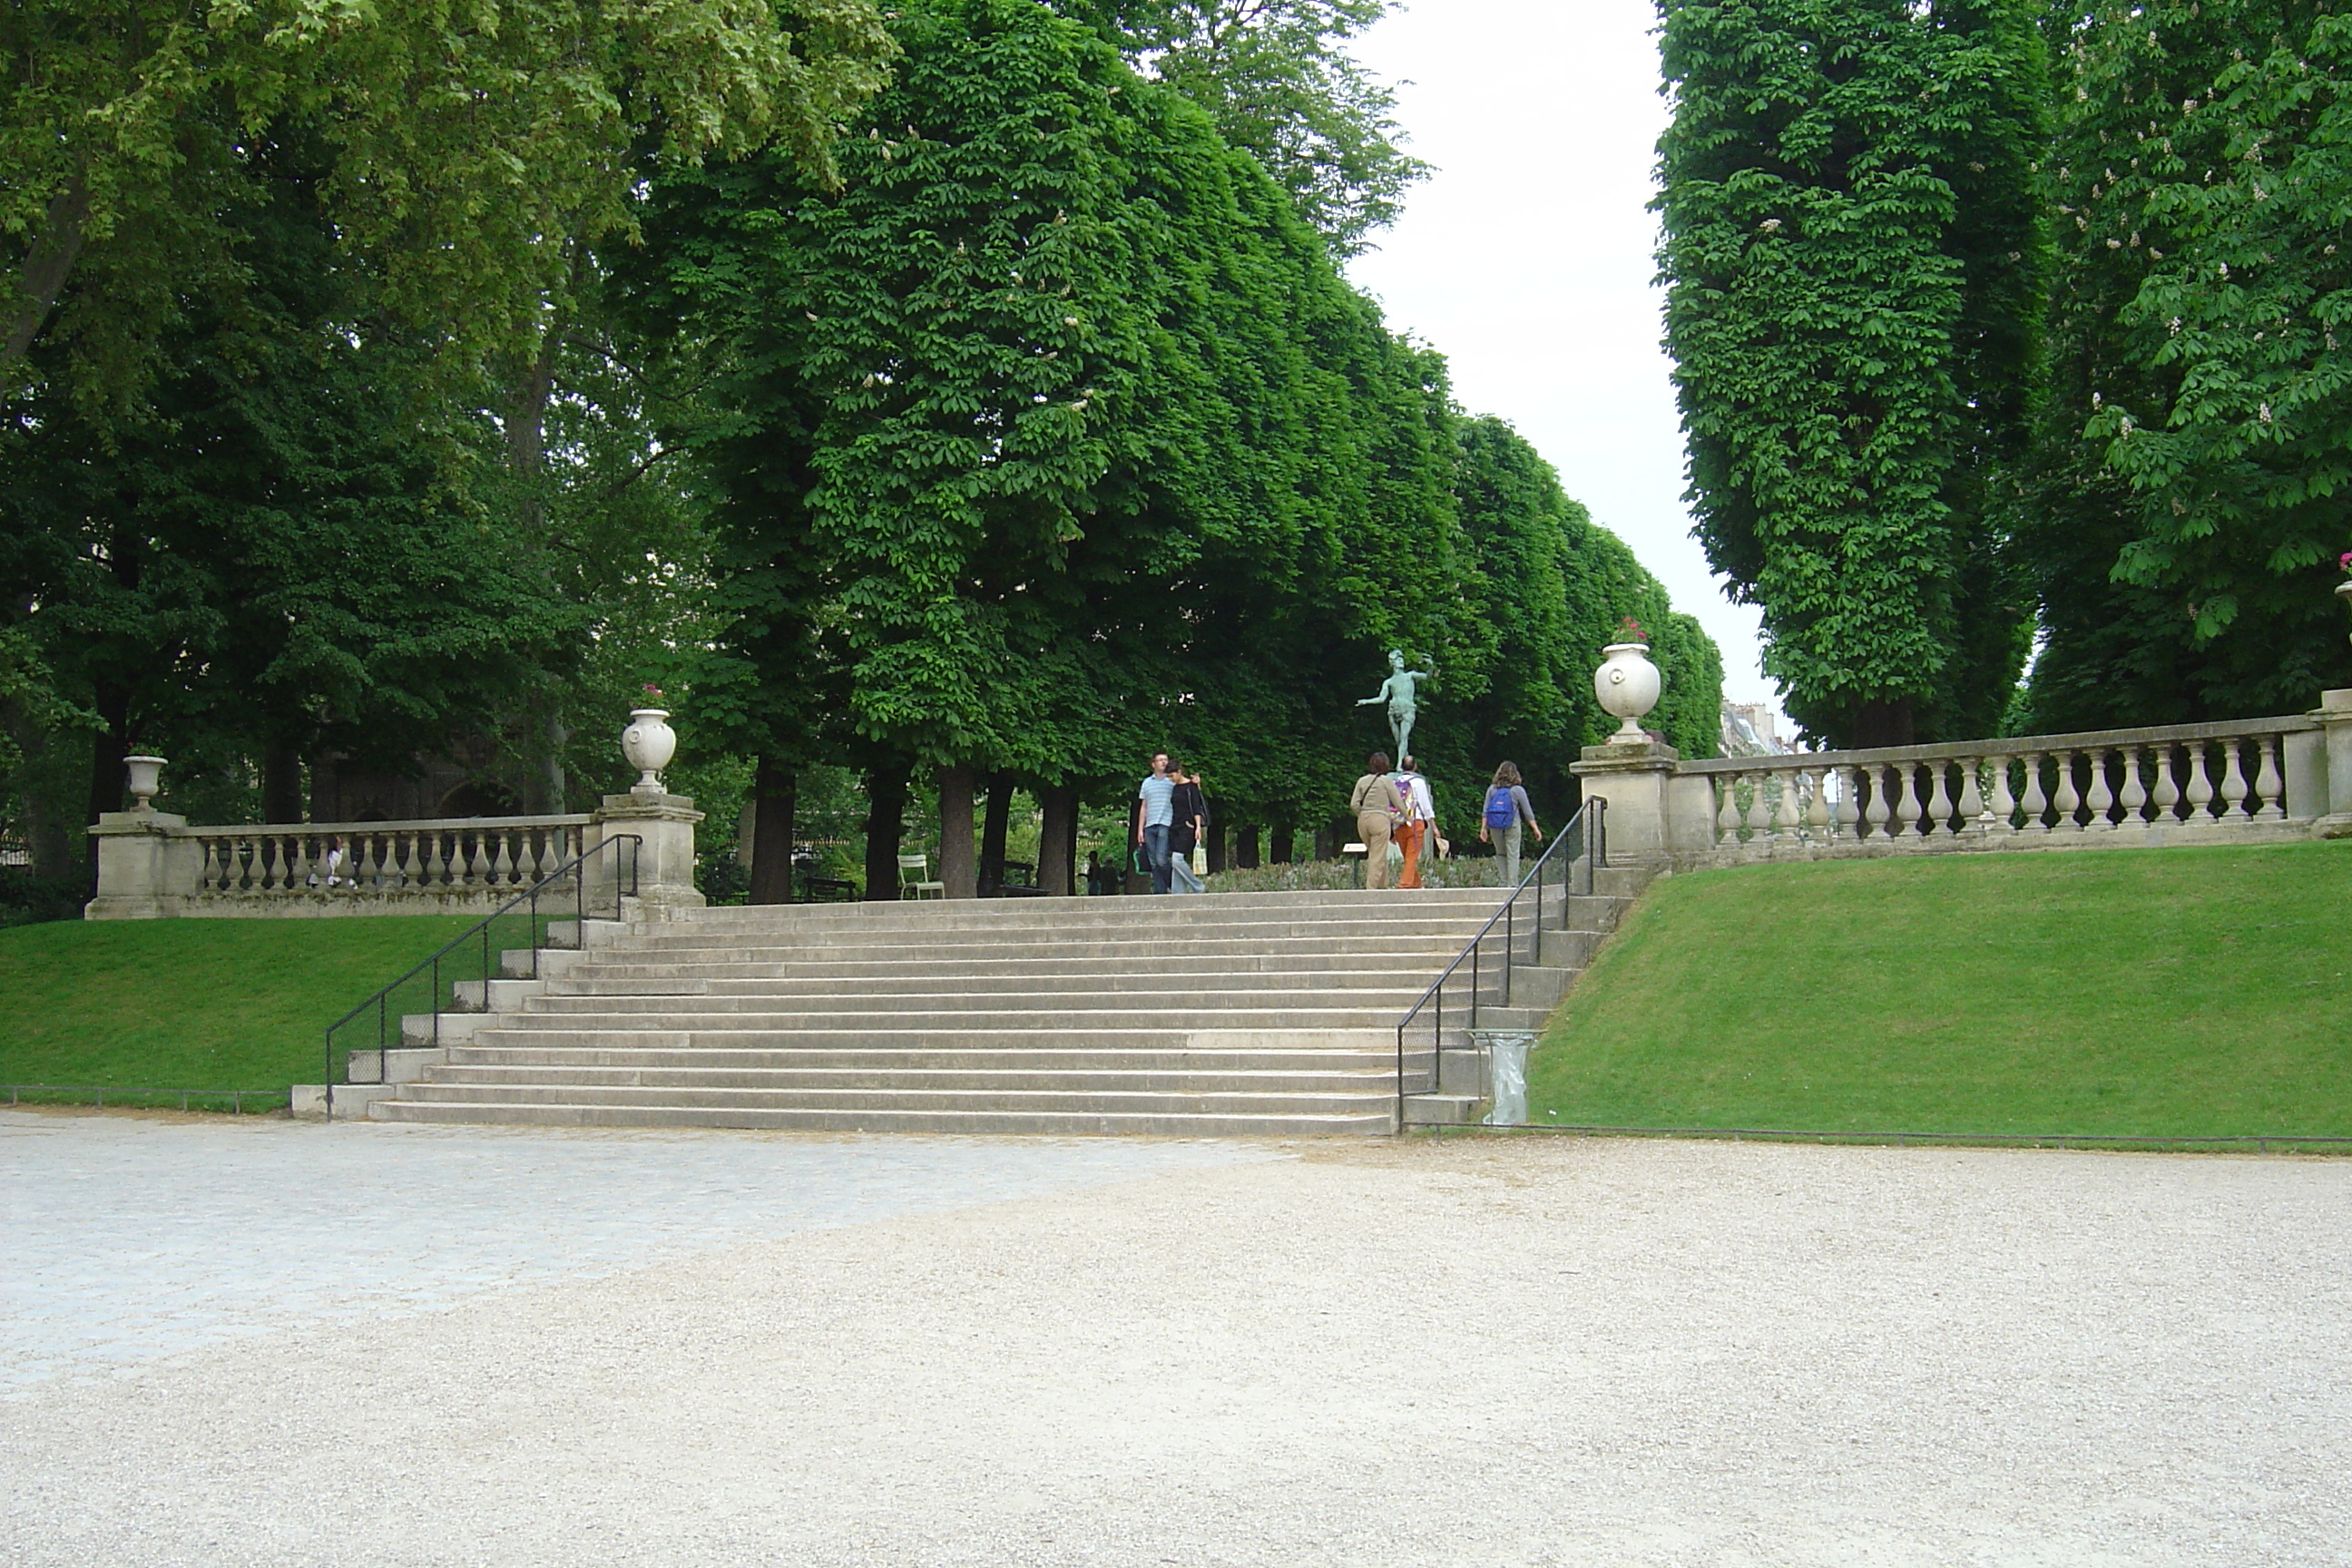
341;875;1646;1136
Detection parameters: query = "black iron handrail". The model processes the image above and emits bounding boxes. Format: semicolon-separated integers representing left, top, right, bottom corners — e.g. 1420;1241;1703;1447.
322;833;640;1120
1392;799;1602;1130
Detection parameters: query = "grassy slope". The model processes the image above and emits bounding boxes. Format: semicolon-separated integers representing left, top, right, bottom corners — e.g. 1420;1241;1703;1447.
0;916;480;1093
1529;840;2352;1137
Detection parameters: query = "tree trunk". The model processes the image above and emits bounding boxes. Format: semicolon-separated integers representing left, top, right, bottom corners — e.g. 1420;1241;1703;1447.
1269;822;1293;865
862;760;909;901
262;744;304;826
977;772;1013;894
5;698;74;879
1036;785;1077;897
748;755;798;906
1236;826;1260;869
83;681;129;887
3;172;90;368
1207;813;1227;874
1850;697;1916;750
938;763;977;898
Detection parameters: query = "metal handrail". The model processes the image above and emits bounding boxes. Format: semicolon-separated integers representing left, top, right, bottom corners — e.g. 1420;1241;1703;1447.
1392;798;1602;1130
322;833;640;1120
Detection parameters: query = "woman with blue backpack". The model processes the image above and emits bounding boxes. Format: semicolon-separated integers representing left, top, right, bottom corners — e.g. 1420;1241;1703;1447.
1479;761;1544;887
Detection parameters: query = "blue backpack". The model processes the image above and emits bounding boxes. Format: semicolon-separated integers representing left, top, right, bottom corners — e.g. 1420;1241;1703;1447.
1484;787;1517;829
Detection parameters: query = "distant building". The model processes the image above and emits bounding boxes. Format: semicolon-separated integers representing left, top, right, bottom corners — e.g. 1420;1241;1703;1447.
1720;701;1791;758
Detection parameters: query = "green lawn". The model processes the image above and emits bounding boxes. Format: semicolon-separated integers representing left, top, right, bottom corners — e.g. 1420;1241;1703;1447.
0;916;482;1103
1528;839;2352;1139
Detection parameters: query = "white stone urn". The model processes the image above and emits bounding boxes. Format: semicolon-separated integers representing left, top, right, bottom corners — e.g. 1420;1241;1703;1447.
122;754;167;811
622;709;677;792
1594;642;1662;741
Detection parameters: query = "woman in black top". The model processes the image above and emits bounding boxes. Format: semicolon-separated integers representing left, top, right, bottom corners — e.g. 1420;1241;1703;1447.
1168;761;1210;892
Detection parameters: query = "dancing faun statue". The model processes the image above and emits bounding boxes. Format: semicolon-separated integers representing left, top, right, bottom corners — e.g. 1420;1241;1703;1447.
1357;649;1433;761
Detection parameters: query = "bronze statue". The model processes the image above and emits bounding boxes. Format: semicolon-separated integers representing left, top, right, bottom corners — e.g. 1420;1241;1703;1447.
1357;649;1433;762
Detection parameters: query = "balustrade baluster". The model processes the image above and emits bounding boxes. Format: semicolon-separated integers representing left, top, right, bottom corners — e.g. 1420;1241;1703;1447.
1862;767;1893;839
1924;763;1955;839
1804;769;1831;839
2255;735;2287;820
2184;743;2217;821
1767;769;1798;840
2219;740;2251;818
2151;746;2182;821
1989;756;2019;832
1955;756;1986;832
2084;748;2117;831
493;829;517;887
2049;750;2082;831
2117;748;2148;825
2019;752;2050;832
1834;767;1861;840
1716;775;1744;844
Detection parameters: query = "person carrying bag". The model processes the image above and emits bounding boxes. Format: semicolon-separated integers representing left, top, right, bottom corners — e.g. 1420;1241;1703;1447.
1350;751;1406;891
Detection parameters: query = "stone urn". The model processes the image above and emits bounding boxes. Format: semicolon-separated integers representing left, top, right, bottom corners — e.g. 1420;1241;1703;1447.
2337;578;2352;649
1594;642;1662;741
122;754;167;811
622;709;677;792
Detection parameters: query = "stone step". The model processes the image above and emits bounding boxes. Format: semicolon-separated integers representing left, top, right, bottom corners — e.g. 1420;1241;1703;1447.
522;985;1432;1015
443;1045;1427;1073
394;1082;1396;1116
673;887;1505;925
473;1006;1424;1033
466;1024;1407;1054
426;1063;1392;1091
554;946;1482;981
529;973;1431;1004
622;925;1499;957
370;1100;1397;1135
571;936;1483;971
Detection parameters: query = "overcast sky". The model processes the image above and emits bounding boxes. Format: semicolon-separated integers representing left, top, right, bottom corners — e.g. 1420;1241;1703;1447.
1345;0;1778;711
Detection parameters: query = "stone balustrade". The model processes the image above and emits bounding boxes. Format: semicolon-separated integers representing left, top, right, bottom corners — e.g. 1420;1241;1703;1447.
185;816;593;906
88;796;706;921
1573;688;2352;868
1687;715;2320;857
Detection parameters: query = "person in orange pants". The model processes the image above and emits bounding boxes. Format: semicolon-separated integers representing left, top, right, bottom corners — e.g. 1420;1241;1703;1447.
1394;755;1438;888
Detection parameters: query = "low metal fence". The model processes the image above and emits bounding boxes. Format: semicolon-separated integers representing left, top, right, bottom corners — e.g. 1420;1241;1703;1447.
5;1084;289;1113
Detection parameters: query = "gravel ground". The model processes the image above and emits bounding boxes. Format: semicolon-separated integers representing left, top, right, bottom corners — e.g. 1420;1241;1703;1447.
3;1114;2347;1566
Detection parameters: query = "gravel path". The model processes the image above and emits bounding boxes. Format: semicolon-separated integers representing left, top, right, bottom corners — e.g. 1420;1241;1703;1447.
3;1114;2347;1566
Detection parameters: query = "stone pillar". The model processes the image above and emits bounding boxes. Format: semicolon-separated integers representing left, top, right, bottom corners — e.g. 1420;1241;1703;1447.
83;811;196;920
1569;739;1714;867
2309;689;2352;836
589;790;706;920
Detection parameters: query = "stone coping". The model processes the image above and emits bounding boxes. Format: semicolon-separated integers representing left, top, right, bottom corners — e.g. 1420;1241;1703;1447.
1681;712;2318;774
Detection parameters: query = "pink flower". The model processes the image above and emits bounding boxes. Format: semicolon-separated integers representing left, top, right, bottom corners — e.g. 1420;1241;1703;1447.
2339;551;2352;573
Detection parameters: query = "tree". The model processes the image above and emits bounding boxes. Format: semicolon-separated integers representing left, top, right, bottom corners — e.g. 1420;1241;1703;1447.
2020;0;2352;728
0;0;894;416
1;124;581;833
1656;0;2048;747
1060;0;1427;255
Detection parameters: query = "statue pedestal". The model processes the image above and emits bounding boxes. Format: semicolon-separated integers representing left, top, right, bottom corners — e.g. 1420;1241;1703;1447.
591;790;706;919
1570;740;1713;866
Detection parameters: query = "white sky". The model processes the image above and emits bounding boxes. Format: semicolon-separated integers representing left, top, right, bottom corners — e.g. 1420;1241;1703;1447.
1345;0;1778;711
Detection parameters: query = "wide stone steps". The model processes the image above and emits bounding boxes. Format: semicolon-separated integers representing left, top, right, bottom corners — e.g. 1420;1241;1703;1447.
376;1102;1398;1135
364;883;1629;1134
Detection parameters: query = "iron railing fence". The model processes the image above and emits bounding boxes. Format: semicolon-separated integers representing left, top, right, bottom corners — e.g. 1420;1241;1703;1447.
323;834;640;1120
5;1084;289;1113
1393;799;1602;1128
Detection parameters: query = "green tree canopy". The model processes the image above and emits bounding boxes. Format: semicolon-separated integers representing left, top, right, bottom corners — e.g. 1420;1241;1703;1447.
1656;0;2047;747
